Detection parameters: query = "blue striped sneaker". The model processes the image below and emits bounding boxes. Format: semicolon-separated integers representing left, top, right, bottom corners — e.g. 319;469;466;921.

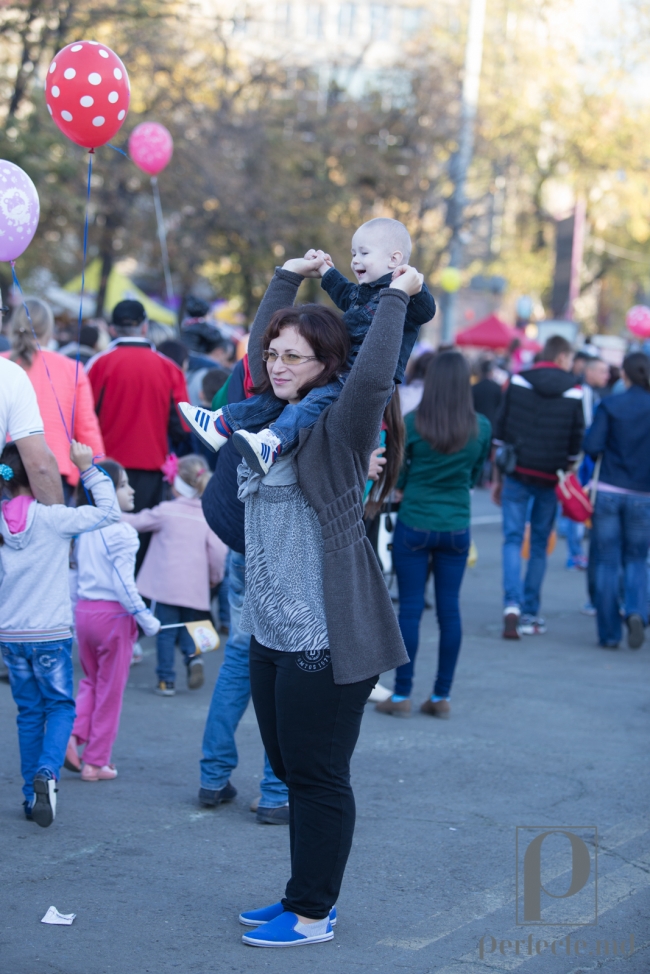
178;403;229;453
239;901;336;927
231;429;281;476
241;910;334;947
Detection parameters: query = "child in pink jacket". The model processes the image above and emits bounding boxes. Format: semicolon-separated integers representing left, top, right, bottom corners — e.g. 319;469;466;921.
122;455;227;696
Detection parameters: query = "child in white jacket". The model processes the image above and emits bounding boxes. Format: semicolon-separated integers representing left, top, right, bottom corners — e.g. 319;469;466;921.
0;440;118;827
66;459;160;782
122;454;227;695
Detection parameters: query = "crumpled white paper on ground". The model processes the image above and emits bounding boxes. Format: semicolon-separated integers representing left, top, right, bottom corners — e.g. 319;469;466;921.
41;906;76;925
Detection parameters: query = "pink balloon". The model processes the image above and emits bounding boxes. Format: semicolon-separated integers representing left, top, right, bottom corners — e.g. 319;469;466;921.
626;305;650;338
0;161;39;262
128;122;173;175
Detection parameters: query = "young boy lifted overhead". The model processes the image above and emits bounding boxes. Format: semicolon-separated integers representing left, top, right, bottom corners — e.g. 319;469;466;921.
180;218;436;475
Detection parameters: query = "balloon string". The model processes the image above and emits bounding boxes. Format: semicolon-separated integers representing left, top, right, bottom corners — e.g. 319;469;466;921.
7;271;138;614
12;263;145;622
151;176;174;307
10;261;72;442
10;262;138;617
107;143;128;158
70;150;93;439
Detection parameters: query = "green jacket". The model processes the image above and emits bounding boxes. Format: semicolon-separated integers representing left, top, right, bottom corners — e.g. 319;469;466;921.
397;411;492;532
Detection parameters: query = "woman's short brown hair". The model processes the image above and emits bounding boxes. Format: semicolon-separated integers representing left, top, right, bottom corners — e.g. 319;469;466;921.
253;304;350;399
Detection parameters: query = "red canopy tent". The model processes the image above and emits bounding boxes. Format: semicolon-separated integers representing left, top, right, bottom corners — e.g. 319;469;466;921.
455;314;540;350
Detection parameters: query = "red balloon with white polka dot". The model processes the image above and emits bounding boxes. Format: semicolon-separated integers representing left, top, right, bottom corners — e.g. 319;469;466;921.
45;41;130;149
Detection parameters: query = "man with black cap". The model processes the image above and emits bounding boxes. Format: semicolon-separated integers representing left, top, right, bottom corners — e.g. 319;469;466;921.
87;299;189;568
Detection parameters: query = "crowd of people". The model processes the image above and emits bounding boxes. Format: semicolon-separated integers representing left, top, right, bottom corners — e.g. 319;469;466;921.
1;215;649;948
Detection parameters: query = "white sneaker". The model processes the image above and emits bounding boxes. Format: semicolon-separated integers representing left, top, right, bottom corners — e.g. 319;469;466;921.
368;683;392;703
520;615;546;635
130;641;143;666
231;429;282;476
503;605;521;640
178;402;229;453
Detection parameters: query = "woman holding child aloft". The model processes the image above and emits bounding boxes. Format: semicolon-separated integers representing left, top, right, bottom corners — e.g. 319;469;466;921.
180;222;429;947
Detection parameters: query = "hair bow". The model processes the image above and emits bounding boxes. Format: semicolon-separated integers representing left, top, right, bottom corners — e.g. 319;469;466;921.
0;463;14;481
161;452;179;484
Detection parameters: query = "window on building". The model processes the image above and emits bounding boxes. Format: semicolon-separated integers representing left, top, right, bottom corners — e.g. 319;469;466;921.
306;4;324;37
276;3;293;36
402;6;423;37
231;2;248;33
338;3;357;37
370;4;390;40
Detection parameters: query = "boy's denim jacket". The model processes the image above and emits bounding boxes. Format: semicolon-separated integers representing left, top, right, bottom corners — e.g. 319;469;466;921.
321;268;436;383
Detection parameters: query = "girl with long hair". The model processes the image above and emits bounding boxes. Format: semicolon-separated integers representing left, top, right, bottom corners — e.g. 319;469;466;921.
376;351;491;719
66;460;160;781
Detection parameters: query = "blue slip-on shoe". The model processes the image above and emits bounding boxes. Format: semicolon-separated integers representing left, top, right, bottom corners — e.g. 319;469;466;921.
239;901;336;927
241;910;334;947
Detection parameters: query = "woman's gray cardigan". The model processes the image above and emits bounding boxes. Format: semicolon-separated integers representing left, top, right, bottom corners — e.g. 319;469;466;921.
247;267;409;685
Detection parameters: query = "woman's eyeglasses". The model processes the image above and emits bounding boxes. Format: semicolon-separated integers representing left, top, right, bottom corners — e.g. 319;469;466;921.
262;350;318;366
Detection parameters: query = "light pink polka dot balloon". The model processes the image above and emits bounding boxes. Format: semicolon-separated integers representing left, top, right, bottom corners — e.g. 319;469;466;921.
128;122;174;176
45;41;130;148
626;305;650;338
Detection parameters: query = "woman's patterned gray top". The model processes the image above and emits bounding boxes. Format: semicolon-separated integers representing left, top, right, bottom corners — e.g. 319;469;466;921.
238;456;328;654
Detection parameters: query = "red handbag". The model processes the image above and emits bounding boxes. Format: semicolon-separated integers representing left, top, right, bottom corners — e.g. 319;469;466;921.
555;470;593;522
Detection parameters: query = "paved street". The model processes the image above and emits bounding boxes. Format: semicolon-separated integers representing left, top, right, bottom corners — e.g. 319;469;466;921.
1;490;648;974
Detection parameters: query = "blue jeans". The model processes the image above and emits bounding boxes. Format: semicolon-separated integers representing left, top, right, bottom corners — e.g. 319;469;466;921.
221;379;343;454
200;551;288;807
154;603;204;682
502;476;557;616
216;570;230;628
392;520;470;698
0;639;76;801
558;511;584;560
590;491;650;645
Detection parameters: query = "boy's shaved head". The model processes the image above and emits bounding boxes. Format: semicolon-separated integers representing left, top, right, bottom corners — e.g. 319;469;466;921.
357;218;412;261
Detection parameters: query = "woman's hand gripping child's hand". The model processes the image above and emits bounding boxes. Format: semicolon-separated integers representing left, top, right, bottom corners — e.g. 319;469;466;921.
282;254;325;278
391;265;424;296
304;249;334;277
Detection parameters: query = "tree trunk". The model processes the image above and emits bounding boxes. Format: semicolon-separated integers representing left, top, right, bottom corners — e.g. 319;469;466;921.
96;249;113;320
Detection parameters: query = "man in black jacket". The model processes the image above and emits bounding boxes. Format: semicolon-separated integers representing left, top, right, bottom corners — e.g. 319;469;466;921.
472;358;503;429
492;336;584;639
198;359;289;823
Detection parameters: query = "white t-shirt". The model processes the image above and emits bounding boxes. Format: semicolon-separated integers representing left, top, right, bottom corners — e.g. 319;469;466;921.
0;357;44;448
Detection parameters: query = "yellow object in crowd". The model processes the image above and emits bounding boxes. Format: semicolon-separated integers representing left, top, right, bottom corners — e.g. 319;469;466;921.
521;524;556;560
467;540;478;567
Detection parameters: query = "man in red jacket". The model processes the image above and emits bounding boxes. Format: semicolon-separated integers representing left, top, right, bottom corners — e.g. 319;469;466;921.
87;300;189;567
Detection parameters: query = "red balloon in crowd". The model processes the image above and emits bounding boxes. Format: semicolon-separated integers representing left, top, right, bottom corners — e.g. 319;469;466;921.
45;41;130;149
128;122;174;176
626;305;650;338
